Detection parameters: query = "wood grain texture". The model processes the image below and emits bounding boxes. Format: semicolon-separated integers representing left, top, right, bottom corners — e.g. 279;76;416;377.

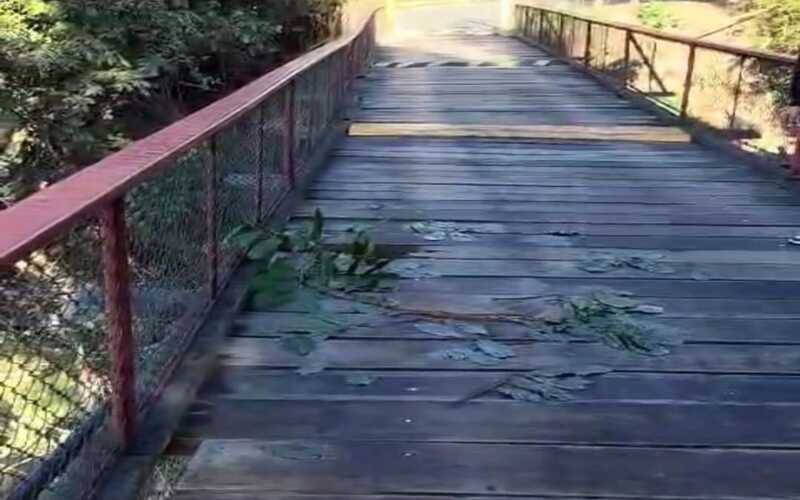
175;31;800;499
178;440;800;498
349;122;691;142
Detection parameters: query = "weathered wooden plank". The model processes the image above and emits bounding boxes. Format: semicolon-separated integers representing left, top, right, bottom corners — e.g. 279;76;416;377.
307;218;797;238
177;494;619;500
383;276;800;300
296;206;800;227
332;257;800;281
178;400;800;447
336;137;711;153
321;164;765;180
313;176;786;192
325;231;790;251
309;188;800;206
305;199;800;217
178;439;800;498
348;123;691;142
220;338;800;374
233;312;800;343
384;245;800;265
199;369;800;404
353;112;661;126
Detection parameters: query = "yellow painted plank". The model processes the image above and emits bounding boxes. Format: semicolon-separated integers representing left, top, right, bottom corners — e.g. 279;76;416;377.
348;123;692;143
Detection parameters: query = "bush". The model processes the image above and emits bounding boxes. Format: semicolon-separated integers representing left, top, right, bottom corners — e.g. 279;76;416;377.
0;0;341;205
638;0;678;30
749;0;800;53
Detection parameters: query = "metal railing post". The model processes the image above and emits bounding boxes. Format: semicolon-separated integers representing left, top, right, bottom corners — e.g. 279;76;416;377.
538;9;545;43
525;8;531;37
255;104;265;222
584;21;592;67
100;199;136;446
283;81;297;188
680;44;697;119
205;137;219;298
558;14;566;55
729;55;747;129
623;30;632;87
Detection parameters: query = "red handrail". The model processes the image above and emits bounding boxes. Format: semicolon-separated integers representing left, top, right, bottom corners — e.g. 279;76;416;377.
517;3;795;65
0;11;377;267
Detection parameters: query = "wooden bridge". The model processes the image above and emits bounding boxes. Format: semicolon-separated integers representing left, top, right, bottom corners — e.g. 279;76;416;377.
2;5;800;500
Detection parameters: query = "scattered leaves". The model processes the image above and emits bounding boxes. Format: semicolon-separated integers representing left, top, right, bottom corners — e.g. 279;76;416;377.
296;359;327;375
415;322;465;338
345;374;378;386
578;254;675;275
280;335;318;357
386;261;440;279
632;304;664;315
593;291;640;310
435;346;502;366
475;339;515;359
414;321;489;338
494;365;612;403
406;221;477;242
435;338;515;366
271;444;327;461
247;237;281;261
248;260;299;310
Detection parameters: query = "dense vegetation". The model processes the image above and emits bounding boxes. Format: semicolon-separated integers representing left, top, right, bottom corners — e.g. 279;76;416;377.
637;0;678;30
0;0;342;207
748;0;800;54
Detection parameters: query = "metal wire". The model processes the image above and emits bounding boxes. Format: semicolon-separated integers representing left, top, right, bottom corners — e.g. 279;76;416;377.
0;17;374;499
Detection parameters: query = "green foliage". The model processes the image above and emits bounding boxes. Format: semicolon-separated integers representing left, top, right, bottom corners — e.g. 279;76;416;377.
637;0;678;30
749;0;800;53
0;0;341;205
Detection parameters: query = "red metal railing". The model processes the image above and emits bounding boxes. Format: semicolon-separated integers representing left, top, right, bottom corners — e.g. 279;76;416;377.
515;4;798;158
0;11;376;499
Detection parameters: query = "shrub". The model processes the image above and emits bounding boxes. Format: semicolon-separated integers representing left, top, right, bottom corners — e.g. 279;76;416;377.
638;0;679;30
0;0;341;205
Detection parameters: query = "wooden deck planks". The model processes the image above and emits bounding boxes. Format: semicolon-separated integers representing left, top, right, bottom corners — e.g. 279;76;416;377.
348;123;691;142
175;32;800;499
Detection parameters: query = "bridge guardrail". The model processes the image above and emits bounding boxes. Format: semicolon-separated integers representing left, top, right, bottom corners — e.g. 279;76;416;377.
0;11;376;499
514;4;798;160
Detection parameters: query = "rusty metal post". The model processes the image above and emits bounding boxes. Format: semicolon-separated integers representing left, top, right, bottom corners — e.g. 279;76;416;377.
527;8;533;37
283;81;297;188
585;21;593;67
339;48;346;103
623;30;632;87
790;54;800;177
729;55;746;130
100;199;136;446
680;44;697;119
205;137;219;298
255;104;265;222
538;9;545;43
526;8;532;37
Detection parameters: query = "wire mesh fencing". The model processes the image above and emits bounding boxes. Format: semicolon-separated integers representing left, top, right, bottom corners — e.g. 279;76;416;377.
0;12;375;500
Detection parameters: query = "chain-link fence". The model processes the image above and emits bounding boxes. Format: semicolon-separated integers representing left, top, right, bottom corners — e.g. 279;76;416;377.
516;4;797;157
0;12;375;500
